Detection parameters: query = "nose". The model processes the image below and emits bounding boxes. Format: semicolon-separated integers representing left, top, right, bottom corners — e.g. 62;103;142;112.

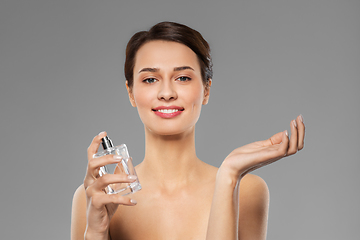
157;80;177;101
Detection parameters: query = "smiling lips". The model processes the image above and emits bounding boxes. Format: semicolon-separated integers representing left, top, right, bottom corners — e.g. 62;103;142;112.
152;106;184;118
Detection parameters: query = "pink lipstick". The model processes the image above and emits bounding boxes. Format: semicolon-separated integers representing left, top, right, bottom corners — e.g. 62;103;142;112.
152;106;184;118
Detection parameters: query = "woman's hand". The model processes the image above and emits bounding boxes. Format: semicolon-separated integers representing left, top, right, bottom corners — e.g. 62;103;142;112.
83;132;137;239
220;115;305;180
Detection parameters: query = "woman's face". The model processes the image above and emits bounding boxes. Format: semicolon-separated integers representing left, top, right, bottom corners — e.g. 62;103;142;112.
127;40;210;136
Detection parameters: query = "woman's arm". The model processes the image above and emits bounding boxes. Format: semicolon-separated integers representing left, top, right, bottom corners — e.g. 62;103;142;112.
71;132;138;240
206;168;241;240
206;115;304;240
206;171;269;240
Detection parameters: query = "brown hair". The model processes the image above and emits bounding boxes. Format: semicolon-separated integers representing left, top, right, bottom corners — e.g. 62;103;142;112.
124;21;213;88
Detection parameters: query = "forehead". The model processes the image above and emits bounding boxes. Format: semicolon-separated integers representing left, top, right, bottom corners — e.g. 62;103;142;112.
133;40;200;73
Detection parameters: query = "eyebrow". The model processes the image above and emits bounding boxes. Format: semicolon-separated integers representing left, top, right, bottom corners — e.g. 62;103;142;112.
138;66;194;73
138;67;159;73
173;66;194;72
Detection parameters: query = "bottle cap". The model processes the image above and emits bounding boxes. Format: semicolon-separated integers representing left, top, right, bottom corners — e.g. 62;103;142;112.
101;136;114;150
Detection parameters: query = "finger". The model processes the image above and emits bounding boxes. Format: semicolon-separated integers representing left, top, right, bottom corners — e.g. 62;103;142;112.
84;155;123;188
85;174;137;198
296;115;305;150
287;120;298;155
245;131;289;166
84;154;121;189
264;131;285;146
87;131;107;161
90;194;137;209
93;174;138;191
280;130;289;156
88;155;122;173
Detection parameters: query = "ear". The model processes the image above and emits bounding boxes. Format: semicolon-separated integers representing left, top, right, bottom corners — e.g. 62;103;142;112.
126;81;137;107
202;79;212;105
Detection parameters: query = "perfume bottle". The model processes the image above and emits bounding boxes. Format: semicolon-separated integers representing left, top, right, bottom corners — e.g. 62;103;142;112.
93;136;141;195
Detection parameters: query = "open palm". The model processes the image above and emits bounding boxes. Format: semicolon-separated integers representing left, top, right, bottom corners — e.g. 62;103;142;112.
221;116;305;179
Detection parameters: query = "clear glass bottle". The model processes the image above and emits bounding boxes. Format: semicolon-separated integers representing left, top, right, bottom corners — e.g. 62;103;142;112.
93;136;141;195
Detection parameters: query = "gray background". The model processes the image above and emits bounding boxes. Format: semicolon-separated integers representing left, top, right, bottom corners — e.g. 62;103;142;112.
1;0;359;239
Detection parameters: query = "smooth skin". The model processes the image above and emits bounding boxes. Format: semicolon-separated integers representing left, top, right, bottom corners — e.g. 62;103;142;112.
71;41;305;240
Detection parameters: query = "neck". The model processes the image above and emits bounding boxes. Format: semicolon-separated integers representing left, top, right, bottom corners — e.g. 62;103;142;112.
138;126;202;188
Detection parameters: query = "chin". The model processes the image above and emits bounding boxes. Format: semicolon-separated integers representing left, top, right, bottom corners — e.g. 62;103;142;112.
146;124;195;137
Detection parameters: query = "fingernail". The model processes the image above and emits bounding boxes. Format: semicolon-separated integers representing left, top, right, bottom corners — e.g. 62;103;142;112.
299;114;304;123
130;199;137;204
292;119;297;128
98;131;106;136
113;155;122;160
285;130;288;136
127;175;137;180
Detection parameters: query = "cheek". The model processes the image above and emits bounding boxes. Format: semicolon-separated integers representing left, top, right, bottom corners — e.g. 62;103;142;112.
133;91;151;123
183;86;204;109
133;87;152;107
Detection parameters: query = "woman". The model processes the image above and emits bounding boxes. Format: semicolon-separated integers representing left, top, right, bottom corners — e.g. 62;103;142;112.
71;21;305;240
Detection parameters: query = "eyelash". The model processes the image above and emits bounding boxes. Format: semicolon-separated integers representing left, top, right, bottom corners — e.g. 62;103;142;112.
142;76;192;84
176;76;192;82
143;78;157;84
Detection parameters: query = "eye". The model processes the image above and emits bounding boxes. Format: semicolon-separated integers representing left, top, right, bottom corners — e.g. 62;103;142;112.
143;78;157;84
176;76;192;82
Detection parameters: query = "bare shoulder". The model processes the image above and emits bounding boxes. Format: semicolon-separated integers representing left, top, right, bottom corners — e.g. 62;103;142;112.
71;184;86;226
71;184;87;240
238;174;269;239
73;184;86;199
239;174;269;208
240;174;269;194
72;184;86;207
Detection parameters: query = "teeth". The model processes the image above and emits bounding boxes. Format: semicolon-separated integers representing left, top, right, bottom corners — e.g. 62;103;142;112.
157;109;179;113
